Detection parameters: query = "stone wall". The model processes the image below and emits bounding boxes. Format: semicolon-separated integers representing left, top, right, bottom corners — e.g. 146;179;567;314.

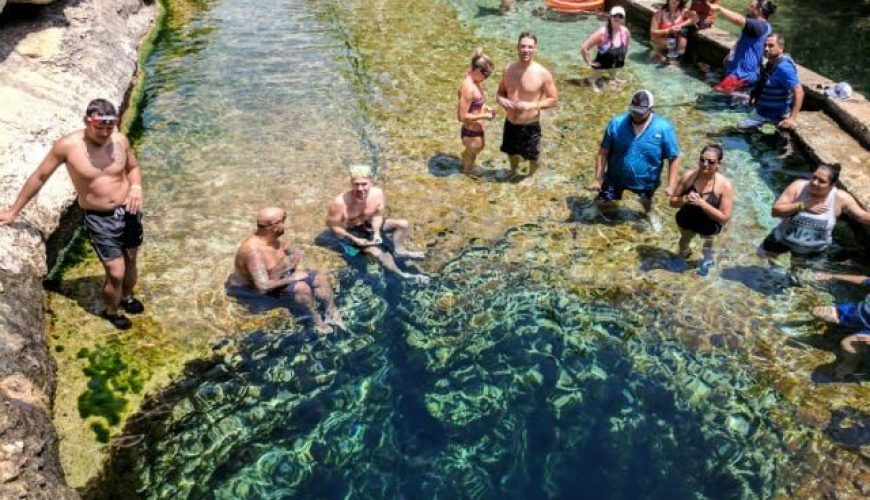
0;0;156;496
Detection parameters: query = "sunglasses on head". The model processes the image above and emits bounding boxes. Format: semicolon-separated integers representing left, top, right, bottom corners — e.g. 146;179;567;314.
87;115;118;129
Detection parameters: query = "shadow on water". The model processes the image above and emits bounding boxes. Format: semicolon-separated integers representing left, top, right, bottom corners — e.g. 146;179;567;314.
86;227;802;499
428;153;517;183
719;264;787;297
635;244;694;274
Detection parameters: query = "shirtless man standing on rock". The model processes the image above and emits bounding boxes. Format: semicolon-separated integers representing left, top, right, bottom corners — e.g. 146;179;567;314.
0;99;144;330
229;206;344;334
327;164;428;284
497;31;559;181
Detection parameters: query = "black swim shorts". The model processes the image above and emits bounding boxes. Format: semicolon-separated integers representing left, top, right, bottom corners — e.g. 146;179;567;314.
500;120;541;161
82;206;143;262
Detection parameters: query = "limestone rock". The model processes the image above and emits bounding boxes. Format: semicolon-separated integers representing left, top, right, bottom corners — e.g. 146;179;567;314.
0;0;157;496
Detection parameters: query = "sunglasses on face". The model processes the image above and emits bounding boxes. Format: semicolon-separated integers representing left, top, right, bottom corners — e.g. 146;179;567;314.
699;158;718;165
612;14;624;18
87;116;118;129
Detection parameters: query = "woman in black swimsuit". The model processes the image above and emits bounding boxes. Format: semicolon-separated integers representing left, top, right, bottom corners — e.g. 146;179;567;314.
669;144;735;275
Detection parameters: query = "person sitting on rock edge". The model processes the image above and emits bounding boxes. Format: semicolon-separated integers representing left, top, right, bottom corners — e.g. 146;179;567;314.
813;272;870;378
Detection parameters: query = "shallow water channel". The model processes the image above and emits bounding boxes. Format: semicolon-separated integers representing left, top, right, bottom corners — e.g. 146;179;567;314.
45;0;868;496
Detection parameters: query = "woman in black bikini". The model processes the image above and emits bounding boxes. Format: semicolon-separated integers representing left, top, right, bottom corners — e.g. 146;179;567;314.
457;47;496;176
669;144;735;275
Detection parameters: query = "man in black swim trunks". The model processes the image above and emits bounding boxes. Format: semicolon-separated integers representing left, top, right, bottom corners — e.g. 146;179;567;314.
496;31;559;181
228;207;344;334
0;99;145;330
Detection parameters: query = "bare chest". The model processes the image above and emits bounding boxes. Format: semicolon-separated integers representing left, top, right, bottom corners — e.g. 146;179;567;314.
67;142;127;181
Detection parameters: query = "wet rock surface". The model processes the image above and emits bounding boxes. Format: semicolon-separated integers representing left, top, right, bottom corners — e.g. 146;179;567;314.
0;0;156;496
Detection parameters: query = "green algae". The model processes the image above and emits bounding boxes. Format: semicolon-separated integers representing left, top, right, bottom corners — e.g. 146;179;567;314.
76;343;145;431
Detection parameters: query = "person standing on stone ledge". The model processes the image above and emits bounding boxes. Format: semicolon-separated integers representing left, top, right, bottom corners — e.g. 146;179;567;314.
0;99;144;330
709;0;775;94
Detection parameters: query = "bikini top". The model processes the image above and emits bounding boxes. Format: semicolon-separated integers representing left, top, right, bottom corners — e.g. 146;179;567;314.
468;91;485;113
682;174;720;207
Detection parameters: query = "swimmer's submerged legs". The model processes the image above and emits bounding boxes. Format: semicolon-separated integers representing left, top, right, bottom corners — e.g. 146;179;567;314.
289;278;331;334
461;136;485;175
383;219;425;259
836;334;869;378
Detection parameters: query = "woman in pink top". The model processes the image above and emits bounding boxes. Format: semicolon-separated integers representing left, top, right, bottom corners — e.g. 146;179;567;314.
580;6;632;70
650;0;693;64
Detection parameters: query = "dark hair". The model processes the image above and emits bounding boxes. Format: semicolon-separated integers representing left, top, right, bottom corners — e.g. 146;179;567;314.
85;98;117;117
760;0;776;18
517;31;537;45
766;32;784;48
700;144;724;161
470;47;494;77
815;163;841;185
664;0;687;11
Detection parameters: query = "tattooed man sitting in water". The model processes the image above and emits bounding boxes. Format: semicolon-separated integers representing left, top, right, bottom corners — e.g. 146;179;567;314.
228;206;344;334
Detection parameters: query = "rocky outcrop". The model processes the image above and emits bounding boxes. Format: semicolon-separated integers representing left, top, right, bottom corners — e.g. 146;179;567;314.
0;0;156;496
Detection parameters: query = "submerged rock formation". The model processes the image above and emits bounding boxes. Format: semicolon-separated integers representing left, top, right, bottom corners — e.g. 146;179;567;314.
0;0;156;496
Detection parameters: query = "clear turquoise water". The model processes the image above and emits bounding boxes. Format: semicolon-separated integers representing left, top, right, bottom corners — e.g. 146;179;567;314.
88;0;869;497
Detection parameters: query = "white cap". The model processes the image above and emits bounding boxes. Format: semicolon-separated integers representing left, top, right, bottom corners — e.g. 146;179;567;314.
825;82;852;100
610;6;626;16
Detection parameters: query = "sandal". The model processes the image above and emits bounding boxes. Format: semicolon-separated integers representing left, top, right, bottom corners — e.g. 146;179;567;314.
811;306;839;324
101;311;132;330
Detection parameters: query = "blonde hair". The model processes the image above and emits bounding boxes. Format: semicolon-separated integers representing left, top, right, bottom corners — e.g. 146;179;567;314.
470;47;494;76
349;164;373;178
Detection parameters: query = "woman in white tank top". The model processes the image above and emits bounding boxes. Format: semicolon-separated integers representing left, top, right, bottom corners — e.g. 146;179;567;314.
758;164;870;281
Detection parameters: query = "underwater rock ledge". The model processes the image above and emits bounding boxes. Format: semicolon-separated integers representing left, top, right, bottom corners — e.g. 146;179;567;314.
0;0;156;496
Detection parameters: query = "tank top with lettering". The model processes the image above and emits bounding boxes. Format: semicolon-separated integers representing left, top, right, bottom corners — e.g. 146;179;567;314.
774;181;838;254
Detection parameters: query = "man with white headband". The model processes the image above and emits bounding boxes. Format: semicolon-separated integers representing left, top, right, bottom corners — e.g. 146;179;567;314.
327;164;429;284
0;98;145;330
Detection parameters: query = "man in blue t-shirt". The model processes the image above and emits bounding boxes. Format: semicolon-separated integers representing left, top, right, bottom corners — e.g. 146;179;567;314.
710;0;775;93
588;90;681;216
738;33;804;129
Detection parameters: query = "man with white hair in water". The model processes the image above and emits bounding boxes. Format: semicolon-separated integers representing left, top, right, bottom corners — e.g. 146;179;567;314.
327;164;428;284
229;206;344;334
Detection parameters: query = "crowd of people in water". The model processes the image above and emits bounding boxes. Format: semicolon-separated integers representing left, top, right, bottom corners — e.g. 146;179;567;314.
0;1;867;378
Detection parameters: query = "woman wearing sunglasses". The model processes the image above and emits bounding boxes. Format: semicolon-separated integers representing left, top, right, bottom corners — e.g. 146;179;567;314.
669;144;734;276
457;47;496;176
